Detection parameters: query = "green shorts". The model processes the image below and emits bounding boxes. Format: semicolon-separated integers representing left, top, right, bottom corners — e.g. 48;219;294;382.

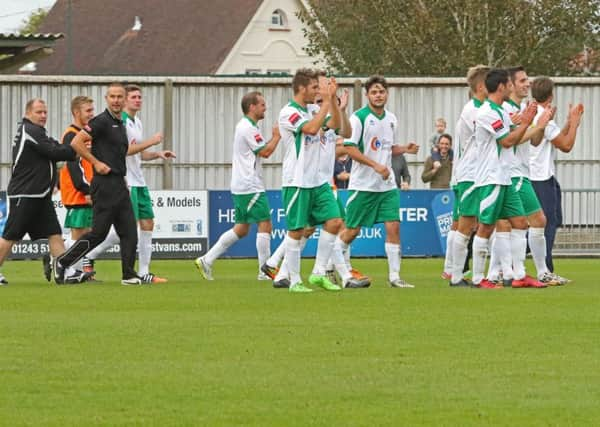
283;183;341;230
130;186;154;220
345;189;400;228
455;181;479;219
452;185;459;221
64;207;93;229
477;183;525;225
513;176;541;216
333;187;346;220
232;192;271;224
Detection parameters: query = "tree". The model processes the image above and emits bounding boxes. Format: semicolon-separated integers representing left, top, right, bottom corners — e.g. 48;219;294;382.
299;0;600;76
19;8;49;34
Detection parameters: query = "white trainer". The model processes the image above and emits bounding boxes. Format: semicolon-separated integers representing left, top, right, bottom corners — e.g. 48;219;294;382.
389;278;415;288
195;256;213;281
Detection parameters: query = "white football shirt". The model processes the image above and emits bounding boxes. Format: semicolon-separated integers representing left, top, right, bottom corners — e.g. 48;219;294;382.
529;105;562;181
230;116;266;194
344;105;398;192
122;112;146;187
474;100;513;187
453;98;482;185
502;99;531;178
279;101;323;188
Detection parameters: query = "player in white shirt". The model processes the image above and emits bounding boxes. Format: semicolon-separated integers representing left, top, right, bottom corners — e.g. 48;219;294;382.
84;84;175;283
261;88;370;289
274;69;366;293
529;77;584;282
446;65;489;286
469;69;539;289
195;92;281;280
261;88;370;288
486;67;558;287
338;75;419;288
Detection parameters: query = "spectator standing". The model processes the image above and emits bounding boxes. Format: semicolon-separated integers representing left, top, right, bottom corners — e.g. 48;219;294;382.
422;134;453;188
429;118;454;164
334;153;352;189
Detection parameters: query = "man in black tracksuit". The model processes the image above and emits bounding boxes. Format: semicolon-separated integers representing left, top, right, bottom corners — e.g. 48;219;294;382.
53;83;161;285
0;98;86;285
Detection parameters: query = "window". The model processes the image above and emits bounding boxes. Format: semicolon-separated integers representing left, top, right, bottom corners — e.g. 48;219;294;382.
270;9;287;29
266;69;290;76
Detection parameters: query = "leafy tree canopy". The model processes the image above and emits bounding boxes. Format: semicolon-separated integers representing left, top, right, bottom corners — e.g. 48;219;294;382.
299;0;600;76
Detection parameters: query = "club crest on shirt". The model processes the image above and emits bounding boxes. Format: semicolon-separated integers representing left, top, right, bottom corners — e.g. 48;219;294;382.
370;137;382;151
491;119;504;131
254;134;263;143
304;135;320;145
289;112;301;125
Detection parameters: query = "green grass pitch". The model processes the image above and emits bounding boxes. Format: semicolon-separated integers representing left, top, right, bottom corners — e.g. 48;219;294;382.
1;257;599;426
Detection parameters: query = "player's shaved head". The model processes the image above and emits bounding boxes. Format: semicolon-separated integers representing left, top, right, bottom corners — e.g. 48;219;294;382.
106;82;126;97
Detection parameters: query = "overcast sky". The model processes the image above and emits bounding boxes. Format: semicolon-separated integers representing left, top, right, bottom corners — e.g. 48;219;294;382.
0;0;56;33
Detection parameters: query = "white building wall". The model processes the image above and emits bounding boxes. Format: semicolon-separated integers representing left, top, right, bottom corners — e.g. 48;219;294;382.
216;0;318;75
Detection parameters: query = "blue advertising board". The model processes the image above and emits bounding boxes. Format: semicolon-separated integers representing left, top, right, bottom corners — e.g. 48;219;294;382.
209;189;454;257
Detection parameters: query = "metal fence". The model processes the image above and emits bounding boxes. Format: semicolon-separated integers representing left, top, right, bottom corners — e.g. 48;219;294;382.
556;189;600;255
0;75;598;254
1;75;600;192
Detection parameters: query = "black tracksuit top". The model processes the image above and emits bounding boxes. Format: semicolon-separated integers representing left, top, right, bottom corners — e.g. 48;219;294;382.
7;118;76;198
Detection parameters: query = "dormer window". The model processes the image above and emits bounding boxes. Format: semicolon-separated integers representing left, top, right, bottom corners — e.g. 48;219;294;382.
270;9;287;29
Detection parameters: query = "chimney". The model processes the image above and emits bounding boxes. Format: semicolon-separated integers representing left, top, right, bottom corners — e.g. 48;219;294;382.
132;16;142;31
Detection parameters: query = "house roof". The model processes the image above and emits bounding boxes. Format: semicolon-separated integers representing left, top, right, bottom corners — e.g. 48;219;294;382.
0;33;64;73
0;32;63;54
35;0;263;75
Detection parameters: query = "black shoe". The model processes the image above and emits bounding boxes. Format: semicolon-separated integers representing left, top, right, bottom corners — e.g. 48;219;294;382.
273;278;290;288
0;273;8;285
53;257;65;284
344;277;371;288
42;254;51;282
260;263;278;280
449;279;471;287
502;278;513;287
63;270;95;284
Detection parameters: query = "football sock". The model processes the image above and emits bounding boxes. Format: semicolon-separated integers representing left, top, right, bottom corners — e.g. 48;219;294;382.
511;229;528;280
204;229;239;266
138;230;153;276
384;242;401;282
529;227;549;278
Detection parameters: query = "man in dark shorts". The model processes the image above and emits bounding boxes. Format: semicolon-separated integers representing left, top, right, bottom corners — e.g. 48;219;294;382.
52;83;162;285
0;98;89;285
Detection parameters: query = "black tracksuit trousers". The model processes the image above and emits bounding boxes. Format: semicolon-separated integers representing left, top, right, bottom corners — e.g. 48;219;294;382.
58;175;138;279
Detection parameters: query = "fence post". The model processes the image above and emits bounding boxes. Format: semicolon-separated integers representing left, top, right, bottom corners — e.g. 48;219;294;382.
163;78;174;189
353;79;362;111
